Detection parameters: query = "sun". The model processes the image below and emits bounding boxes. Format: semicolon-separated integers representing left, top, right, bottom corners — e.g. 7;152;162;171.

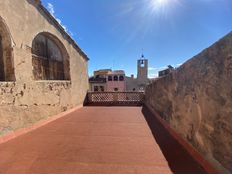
149;0;180;16
150;0;169;10
152;0;169;6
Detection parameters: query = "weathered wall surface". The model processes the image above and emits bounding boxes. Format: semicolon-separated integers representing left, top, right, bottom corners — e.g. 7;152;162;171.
145;32;232;174
0;0;89;136
126;76;150;92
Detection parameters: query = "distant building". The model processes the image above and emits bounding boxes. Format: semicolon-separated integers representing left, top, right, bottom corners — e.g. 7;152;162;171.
89;76;107;92
125;55;150;91
107;70;126;92
89;54;150;92
89;69;125;92
158;65;174;77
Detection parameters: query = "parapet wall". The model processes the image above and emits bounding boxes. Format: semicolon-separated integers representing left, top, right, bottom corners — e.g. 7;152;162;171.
145;32;232;174
0;81;72;136
0;0;89;137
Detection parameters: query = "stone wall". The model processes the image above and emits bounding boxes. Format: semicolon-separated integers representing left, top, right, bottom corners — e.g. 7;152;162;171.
0;81;72;136
145;32;232;174
0;0;89;136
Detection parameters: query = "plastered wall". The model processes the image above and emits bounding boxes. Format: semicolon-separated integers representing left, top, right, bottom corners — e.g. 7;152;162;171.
0;0;89;136
145;32;232;174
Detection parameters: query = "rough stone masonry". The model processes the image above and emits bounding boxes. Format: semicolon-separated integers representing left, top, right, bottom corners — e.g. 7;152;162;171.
0;0;89;136
145;32;232;174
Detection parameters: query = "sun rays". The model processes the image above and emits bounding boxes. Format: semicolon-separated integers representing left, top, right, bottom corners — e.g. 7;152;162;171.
108;0;183;44
149;0;182;17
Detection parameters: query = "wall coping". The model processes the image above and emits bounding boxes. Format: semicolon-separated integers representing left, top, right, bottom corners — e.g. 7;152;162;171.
35;80;71;83
0;81;72;84
0;82;15;84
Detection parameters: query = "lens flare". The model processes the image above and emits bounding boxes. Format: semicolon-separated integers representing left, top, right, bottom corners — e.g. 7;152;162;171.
152;0;169;6
151;0;169;10
149;0;181;16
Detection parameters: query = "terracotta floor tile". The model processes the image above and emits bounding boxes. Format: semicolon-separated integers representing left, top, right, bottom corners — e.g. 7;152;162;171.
0;107;208;174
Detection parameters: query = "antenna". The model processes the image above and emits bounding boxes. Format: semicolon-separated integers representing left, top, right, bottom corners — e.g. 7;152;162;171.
141;48;144;59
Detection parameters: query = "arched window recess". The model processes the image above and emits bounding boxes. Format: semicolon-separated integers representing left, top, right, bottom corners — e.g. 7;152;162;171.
0;16;15;81
32;32;70;81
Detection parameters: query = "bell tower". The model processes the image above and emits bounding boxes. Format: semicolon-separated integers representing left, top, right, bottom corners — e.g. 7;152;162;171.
137;54;148;82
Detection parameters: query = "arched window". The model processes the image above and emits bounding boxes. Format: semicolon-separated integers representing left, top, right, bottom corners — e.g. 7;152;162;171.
108;75;112;81
119;75;124;81
114;75;118;81
32;32;70;80
0;17;15;81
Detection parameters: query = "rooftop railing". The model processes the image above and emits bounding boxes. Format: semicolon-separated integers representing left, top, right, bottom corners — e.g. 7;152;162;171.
86;91;145;106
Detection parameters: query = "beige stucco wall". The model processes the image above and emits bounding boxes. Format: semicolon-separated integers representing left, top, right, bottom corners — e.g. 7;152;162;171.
0;0;89;136
126;76;150;92
125;77;138;91
145;32;232;174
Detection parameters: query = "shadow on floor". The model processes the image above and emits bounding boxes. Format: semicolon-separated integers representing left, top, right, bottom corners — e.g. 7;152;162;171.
142;106;207;174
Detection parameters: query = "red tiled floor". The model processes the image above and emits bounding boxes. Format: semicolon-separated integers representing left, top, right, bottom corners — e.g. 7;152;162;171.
0;107;208;174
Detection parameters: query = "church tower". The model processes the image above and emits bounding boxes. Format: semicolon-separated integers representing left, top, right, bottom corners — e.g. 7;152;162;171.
137;54;148;82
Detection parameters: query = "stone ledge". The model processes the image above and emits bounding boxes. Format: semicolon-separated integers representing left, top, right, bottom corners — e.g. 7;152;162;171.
35;80;71;83
0;82;16;86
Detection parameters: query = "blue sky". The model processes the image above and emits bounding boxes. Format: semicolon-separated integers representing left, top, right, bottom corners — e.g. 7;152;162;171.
42;0;232;77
